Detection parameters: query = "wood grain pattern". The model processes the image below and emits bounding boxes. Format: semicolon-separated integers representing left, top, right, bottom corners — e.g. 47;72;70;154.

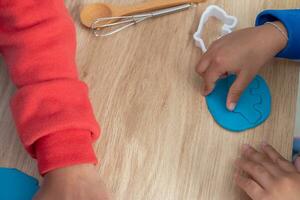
0;0;299;199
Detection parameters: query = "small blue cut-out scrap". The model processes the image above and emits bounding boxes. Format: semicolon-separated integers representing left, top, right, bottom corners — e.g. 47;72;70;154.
206;75;271;132
0;168;39;200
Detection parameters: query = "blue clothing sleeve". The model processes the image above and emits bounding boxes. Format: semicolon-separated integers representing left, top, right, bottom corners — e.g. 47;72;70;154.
256;9;300;60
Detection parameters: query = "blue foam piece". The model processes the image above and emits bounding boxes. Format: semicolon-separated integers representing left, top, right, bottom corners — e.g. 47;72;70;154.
293;138;300;155
206;75;271;132
0;168;39;200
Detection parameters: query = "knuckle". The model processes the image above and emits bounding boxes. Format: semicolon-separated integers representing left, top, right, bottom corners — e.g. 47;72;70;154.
260;160;272;168
276;157;288;164
196;61;209;75
254;165;267;175
252;153;263;161
242;160;254;170
244;180;262;196
244;179;255;190
245;149;255;157
251;153;268;163
274;156;284;164
212;55;226;67
229;87;243;97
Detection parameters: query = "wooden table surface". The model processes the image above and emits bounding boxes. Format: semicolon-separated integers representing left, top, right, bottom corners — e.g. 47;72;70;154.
0;0;300;199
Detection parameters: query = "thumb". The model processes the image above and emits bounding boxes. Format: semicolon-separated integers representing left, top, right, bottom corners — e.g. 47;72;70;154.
227;71;255;111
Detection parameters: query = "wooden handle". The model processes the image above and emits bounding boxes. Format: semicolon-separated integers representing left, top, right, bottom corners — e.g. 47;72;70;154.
118;0;205;16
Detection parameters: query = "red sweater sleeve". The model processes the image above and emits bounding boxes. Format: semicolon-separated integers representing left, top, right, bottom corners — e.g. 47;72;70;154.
0;0;100;174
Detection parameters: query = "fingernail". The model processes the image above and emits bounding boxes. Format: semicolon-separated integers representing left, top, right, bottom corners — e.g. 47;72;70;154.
228;103;236;111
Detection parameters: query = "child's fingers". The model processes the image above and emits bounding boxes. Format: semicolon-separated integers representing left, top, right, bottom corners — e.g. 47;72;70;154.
261;143;296;173
261;143;282;162
196;53;211;75
234;172;266;200
277;158;296;173
235;158;274;188
242;145;284;177
226;71;255;111
202;67;222;96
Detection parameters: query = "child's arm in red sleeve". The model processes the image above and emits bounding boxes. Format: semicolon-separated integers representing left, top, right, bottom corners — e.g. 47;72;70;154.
0;0;100;175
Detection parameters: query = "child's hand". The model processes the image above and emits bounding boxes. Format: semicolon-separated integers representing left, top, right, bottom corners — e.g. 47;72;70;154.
196;21;288;111
235;143;300;200
33;164;111;200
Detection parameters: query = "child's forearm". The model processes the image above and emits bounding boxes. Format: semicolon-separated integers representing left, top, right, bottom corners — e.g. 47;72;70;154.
0;0;100;174
256;9;300;60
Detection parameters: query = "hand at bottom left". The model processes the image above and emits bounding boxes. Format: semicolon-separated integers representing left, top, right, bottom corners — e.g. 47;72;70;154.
33;164;112;200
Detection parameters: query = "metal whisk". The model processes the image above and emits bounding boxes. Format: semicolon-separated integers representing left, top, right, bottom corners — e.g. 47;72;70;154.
91;3;196;37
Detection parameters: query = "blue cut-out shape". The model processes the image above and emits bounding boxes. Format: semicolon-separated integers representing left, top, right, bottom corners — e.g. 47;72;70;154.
206;75;271;132
0;168;39;200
